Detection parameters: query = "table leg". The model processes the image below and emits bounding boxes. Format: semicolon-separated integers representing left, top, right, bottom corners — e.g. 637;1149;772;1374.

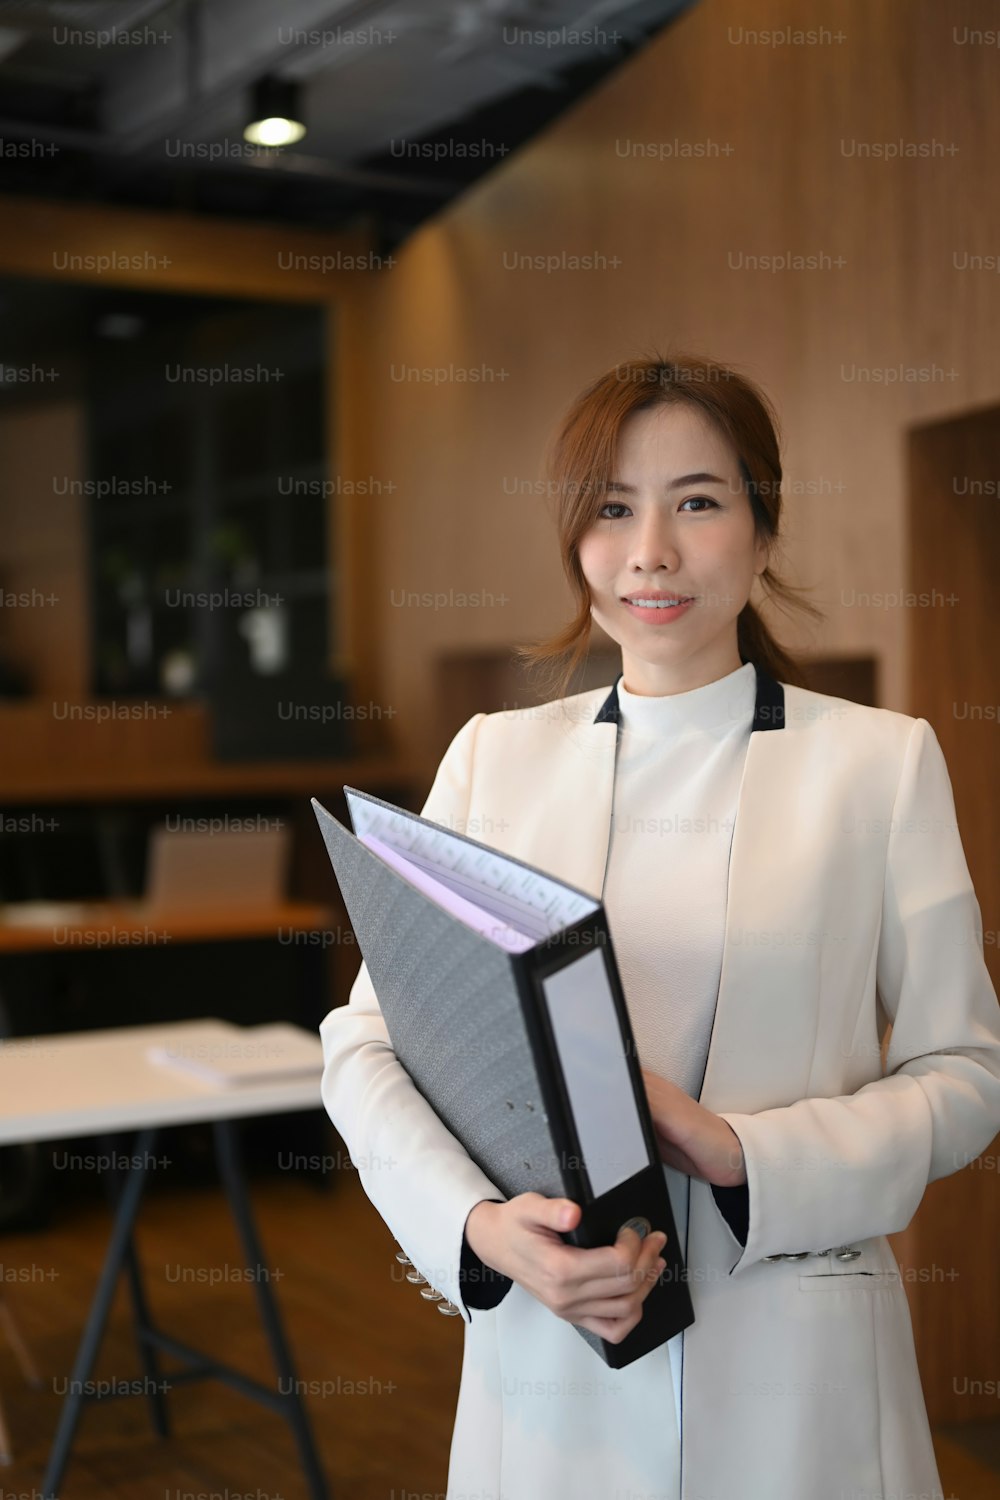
212;1117;329;1500
99;1130;171;1439
41;1124;158;1500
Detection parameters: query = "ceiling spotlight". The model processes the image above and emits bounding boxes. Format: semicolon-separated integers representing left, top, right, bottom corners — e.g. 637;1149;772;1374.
244;76;306;147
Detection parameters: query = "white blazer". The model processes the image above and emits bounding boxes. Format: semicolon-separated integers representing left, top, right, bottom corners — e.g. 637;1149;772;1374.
319;665;1000;1500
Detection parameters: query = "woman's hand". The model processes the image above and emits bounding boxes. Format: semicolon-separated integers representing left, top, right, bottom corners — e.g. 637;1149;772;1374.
640;1067;747;1188
464;1194;667;1345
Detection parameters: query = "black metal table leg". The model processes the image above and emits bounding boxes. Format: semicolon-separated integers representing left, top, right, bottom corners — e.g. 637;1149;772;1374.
212;1116;330;1500
99;1130;171;1439
41;1124;159;1500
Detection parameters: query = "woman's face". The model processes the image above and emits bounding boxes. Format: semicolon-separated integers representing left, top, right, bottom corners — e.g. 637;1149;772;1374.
577;402;770;695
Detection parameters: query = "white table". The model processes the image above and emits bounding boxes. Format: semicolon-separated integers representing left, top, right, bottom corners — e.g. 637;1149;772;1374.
0;1018;330;1499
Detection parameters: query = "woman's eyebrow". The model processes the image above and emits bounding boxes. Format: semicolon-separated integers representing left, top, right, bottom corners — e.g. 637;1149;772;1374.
608;471;728;492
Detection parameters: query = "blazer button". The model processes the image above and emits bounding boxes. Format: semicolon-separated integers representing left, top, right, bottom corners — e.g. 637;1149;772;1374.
420;1287;444;1301
394;1248;412;1265
833;1247;862;1261
436;1300;461;1316
782;1251;811;1261
405;1269;426;1284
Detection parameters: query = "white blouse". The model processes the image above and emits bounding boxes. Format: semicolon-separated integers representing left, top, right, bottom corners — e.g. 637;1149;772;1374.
600;658;757;1469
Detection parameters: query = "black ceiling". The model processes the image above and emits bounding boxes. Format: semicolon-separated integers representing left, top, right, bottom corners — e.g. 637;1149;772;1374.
0;0;695;250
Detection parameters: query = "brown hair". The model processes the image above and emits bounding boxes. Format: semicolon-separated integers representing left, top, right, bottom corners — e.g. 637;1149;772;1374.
515;351;822;698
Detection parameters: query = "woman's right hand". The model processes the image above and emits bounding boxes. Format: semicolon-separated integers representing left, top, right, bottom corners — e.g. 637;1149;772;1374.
464;1193;667;1344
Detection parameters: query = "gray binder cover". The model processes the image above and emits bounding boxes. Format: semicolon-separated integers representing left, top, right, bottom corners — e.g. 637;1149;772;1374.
311;786;694;1367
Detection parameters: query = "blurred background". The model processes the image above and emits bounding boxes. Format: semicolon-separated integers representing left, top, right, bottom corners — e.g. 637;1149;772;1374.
0;0;998;1496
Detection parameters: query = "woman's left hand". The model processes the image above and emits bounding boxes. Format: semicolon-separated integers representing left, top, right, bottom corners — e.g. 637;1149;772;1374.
640;1068;747;1188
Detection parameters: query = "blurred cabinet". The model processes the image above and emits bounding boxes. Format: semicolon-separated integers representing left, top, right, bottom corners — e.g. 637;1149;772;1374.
86;300;331;699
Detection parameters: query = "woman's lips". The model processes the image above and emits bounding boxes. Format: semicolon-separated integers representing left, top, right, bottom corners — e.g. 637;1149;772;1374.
620;596;695;625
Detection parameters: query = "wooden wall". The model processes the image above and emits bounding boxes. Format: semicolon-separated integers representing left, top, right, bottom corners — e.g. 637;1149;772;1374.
0;401;88;699
345;0;1000;758
895;406;1000;1422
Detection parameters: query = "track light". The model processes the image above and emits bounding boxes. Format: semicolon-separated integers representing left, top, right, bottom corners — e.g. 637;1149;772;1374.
244;76;306;147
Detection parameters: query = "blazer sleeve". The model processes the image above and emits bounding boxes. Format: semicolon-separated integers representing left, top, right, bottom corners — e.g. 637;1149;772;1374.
318;711;513;1320
713;715;1000;1275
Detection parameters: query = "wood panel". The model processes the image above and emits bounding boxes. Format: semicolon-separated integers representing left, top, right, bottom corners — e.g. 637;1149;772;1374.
0;901;333;952
0;402;89;700
0;695;416;801
887;405;1000;1423
0;195;374;301
338;0;1000;761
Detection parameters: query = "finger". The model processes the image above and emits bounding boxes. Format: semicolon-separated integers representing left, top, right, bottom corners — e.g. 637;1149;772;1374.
534;1222;667;1302
575;1310;645;1344
613;1225;668;1271
564;1293;651;1321
591;1224;667;1275
575;1249;667;1304
569;1236;667;1301
517;1194;581;1235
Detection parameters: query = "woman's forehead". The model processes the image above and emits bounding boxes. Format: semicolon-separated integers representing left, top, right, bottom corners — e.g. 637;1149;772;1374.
615;403;739;476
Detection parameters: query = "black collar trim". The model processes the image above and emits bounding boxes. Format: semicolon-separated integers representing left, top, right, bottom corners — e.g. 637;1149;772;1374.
593;660;785;733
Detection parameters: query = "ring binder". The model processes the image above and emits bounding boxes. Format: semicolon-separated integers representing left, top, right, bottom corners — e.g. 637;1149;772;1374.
312;787;695;1367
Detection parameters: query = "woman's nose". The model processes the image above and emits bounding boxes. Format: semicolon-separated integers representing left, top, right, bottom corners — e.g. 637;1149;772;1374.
628;512;681;573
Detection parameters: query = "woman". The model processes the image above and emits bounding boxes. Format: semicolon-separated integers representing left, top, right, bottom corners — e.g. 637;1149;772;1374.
319;354;1000;1500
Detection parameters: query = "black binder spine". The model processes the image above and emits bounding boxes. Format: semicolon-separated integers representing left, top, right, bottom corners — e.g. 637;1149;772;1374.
508;910;695;1368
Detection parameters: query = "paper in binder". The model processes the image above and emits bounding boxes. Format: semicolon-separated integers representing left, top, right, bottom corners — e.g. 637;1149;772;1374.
311;787;695;1368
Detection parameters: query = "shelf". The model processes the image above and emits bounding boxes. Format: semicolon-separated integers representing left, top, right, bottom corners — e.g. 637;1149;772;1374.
0;696;417;804
0;750;420;805
0;900;336;952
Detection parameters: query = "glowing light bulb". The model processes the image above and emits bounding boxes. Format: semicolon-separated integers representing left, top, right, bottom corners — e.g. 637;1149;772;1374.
243;115;305;148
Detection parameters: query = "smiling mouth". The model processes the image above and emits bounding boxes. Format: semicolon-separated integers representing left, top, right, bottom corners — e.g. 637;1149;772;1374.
621;595;694;608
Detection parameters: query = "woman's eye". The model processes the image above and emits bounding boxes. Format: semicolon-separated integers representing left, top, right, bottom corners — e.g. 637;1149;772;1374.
597;496;718;519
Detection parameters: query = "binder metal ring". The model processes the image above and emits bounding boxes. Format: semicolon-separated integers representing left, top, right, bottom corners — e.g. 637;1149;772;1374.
619;1215;654;1241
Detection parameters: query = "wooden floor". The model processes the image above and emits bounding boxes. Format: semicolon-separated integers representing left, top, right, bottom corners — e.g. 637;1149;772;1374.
0;1163;463;1499
0;1160;997;1499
